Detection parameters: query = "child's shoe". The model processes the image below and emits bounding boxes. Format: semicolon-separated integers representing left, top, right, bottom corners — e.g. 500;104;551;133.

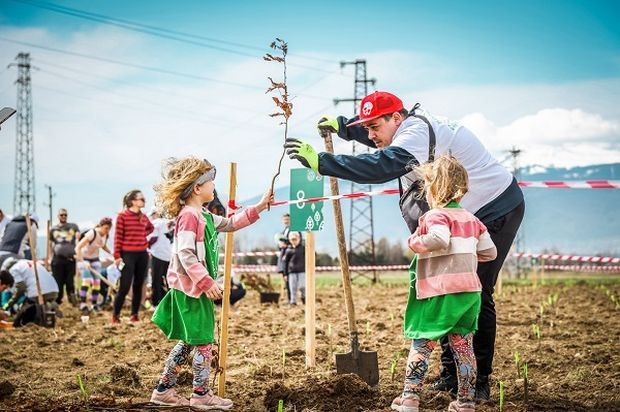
448;400;475;412
110;315;121;325
129;314;140;324
190;390;233;410
391;395;419;412
150;388;189;406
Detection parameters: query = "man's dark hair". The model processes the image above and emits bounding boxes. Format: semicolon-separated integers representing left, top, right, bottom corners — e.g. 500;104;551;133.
283;213;290;217
0;270;14;288
381;108;409;122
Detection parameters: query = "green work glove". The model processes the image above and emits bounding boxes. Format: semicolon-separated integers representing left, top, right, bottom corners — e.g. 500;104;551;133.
317;116;339;136
284;138;319;171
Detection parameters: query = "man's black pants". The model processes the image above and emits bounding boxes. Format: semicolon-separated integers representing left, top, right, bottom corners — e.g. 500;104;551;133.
440;201;525;378
52;256;76;305
151;256;170;306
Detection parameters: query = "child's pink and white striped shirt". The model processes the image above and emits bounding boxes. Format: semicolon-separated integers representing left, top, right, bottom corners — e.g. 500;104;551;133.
166;205;259;298
408;207;497;299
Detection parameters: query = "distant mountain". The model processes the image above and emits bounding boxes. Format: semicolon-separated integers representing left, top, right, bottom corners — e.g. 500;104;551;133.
236;163;620;257
520;163;620;181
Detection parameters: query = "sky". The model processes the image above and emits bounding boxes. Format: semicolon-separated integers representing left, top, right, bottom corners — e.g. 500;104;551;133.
0;0;619;230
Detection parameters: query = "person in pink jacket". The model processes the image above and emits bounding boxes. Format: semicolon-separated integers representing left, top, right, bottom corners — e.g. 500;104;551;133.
149;157;273;410
391;155;497;412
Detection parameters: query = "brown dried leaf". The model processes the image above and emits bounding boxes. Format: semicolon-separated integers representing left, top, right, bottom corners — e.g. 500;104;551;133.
270;112;285;117
265;53;284;62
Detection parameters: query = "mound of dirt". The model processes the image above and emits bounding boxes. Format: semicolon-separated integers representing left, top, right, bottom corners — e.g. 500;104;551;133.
109;364;141;387
264;373;383;411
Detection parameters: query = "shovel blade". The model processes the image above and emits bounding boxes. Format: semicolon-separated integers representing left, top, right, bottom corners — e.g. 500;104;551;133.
335;350;379;386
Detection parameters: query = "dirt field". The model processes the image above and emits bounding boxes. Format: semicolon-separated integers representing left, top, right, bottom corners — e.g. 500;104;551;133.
0;276;619;411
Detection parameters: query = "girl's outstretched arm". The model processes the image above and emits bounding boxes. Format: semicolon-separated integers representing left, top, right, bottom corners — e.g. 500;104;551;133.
212;189;274;232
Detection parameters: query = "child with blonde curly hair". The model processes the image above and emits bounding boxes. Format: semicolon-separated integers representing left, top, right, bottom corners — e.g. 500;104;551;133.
391;155;497;412
149;157;272;410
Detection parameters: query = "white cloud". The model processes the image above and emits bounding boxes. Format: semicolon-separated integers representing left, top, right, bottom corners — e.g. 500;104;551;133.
461;108;620;167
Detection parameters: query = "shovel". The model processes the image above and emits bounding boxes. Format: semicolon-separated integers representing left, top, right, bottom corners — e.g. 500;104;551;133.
25;214;56;328
322;131;379;386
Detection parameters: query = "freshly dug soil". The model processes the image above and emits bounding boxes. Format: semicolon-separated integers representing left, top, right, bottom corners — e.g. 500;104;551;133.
0;280;618;411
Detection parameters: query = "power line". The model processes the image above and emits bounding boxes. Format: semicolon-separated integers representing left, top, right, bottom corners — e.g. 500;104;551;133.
0;37;333;101
9;0;342;70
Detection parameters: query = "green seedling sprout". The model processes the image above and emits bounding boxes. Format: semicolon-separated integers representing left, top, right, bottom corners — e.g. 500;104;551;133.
522;362;529;405
531;324;541;340
76;374;89;401
390;354;399;381
390;312;395;322
513;351;520;377
499;381;505;412
539;303;545;318
327;323;332;337
278;399;284;412
365;320;371;336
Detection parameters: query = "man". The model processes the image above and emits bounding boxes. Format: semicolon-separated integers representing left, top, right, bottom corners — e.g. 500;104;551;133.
0;214;38;266
285;91;524;400
50;208;80;305
275;213;292;302
0;209;10;242
147;207;173;309
1;258;59;326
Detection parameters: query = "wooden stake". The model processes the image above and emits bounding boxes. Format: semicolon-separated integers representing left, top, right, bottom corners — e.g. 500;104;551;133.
25;215;44;306
305;230;316;368
322;133;357;337
218;162;237;397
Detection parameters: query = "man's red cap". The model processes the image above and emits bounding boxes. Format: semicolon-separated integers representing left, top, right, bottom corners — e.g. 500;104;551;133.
347;91;404;127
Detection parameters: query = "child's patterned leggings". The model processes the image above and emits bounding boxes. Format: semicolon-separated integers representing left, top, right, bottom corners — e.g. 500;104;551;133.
158;341;213;395
403;333;476;404
78;261;101;305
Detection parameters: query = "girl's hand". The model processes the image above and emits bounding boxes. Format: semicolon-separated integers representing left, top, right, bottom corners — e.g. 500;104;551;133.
205;283;223;300
257;189;274;212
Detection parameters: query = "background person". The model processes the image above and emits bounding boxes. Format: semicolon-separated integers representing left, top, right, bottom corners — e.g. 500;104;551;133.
148;207;173;309
75;217;113;313
1;258;59;327
112;190;154;325
282;231;305;305
50;208;80;305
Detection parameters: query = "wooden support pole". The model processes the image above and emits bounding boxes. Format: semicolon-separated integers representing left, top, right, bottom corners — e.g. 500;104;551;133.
218;162;237;397
305;230;316;368
25;215;44;305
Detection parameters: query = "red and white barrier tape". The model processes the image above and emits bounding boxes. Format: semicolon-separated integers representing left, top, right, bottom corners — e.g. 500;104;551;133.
543;265;620;272
219;251;279;257
227;264;620;273
518;180;620;189
267;180;619;208
229;264;409;272
512;253;620;264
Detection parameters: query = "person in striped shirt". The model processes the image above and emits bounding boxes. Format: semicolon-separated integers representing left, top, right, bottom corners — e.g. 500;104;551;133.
392;155;497;412
112;190;154;325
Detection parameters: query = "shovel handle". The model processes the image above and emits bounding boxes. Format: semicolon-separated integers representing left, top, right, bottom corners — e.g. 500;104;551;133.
322;131;357;334
86;264;119;293
25;215;45;306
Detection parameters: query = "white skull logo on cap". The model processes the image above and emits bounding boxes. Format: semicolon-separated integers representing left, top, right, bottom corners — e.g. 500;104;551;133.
362;102;373;116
